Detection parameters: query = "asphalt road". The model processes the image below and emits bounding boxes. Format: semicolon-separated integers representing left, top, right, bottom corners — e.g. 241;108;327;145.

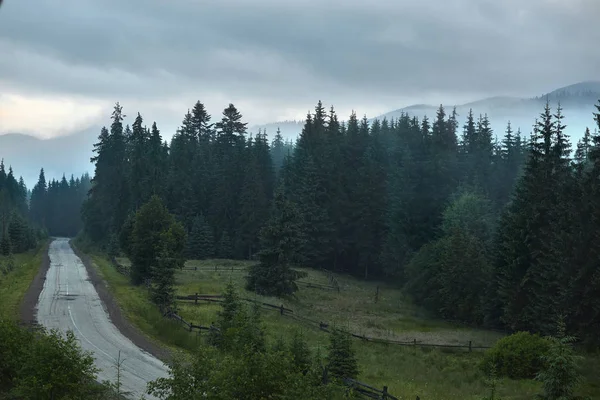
36;238;169;399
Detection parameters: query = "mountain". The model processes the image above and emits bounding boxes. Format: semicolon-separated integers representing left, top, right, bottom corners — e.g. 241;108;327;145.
248;120;304;142
0;127;98;188
251;81;600;142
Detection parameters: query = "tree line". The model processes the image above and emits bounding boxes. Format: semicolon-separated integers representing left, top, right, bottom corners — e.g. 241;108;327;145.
29;169;91;237
0;161;42;256
81;98;600;344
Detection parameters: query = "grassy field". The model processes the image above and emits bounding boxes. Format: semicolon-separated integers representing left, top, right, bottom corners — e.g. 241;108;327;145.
0;243;46;320
89;255;600;400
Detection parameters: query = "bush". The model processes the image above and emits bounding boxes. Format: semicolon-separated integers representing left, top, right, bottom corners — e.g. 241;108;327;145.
481;331;551;379
0;319;107;398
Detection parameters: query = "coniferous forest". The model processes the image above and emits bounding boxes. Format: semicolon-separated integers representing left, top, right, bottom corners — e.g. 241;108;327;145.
0;162;90;255
79;99;600;347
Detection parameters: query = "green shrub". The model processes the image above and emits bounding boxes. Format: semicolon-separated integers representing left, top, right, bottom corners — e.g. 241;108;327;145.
481;331;551;379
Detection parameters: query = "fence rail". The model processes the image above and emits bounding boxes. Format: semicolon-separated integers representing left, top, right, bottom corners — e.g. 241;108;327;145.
111;259;490;351
175;293;491;351
343;378;399;400
108;258;487;399
176;293;294;314
182;265;248;272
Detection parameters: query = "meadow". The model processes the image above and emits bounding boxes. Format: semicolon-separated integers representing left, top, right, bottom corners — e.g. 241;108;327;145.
81;255;600;399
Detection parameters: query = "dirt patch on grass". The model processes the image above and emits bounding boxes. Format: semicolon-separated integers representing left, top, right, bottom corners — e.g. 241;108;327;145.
69;240;173;363
19;241;50;327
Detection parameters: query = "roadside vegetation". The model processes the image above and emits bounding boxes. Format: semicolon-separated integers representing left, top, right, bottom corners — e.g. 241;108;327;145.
78;248;600;400
0;243;46;320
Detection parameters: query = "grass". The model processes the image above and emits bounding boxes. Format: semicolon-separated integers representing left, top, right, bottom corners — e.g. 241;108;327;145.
94;256;600;400
90;255;202;353
0;242;47;320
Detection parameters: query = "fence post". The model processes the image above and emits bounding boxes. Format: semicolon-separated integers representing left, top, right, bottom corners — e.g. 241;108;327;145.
195;293;198;305
382;385;388;399
469;340;472;352
375;286;379;303
280;304;284;315
194;266;197;271
413;338;417;346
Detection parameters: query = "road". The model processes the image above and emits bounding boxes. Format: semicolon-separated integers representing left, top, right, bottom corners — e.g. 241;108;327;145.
36;238;169;399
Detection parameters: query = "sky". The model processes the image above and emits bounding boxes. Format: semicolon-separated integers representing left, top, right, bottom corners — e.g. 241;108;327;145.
0;0;599;139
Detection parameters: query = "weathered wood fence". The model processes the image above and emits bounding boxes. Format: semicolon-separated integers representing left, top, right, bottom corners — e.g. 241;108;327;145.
177;293;491;352
176;293;294;315
111;258;490;351
343;378;399;400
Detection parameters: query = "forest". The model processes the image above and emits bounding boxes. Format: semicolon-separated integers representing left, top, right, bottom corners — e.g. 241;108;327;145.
2;96;599;399
72;97;600;347
0;157;89;254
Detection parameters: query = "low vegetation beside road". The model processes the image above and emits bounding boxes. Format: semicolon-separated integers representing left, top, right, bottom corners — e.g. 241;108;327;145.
0;242;46;320
77;250;600;399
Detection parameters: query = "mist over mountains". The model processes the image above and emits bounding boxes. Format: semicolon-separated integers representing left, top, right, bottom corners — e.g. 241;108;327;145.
0;127;99;187
2;81;599;188
251;81;600;143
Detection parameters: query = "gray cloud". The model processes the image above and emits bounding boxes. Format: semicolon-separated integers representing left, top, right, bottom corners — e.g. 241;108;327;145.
1;0;599;131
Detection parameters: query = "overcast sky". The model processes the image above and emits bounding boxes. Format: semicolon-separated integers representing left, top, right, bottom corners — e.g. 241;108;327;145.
1;0;599;139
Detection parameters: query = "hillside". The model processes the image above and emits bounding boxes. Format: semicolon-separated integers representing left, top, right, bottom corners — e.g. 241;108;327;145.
87;255;600;400
0;128;98;186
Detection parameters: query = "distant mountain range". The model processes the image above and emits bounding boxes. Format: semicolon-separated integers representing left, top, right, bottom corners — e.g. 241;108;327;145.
2;81;599;188
249;80;600;142
0;127;99;188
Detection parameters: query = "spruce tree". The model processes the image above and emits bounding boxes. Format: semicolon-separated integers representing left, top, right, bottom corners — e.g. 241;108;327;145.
0;234;11;256
271;127;286;175
246;185;305;296
289;330;311;374
491;103;573;334
151;223;186;310
127;195;184;285
217;231;233;259
186;215;214;260
326;328;359;381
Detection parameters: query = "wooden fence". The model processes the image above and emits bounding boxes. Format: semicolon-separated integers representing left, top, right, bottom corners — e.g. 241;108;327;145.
176;293;491;352
343;378;399;400
176;293;294;315
182;265;248;272
111;257;490;351
164;309;214;334
110;258;483;398
322;268;341;292
112;257;130;276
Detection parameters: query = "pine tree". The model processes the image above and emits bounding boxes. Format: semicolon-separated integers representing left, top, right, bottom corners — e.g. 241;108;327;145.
0;234;11;256
186;215;214;260
289;330;311;374
235;135;271;259
150;222;186;310
8;212;27;253
209;281;241;348
129;112;150;210
326;328;359;381
127;195;183;285
246;185;305;296
271;128;286;175
491;102;574;334
29;168;47;228
217;231;233;259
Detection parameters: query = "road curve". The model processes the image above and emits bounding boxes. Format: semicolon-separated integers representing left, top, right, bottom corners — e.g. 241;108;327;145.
36;238;169;399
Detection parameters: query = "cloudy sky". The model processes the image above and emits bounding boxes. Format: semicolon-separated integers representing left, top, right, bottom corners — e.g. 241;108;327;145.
0;0;599;139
